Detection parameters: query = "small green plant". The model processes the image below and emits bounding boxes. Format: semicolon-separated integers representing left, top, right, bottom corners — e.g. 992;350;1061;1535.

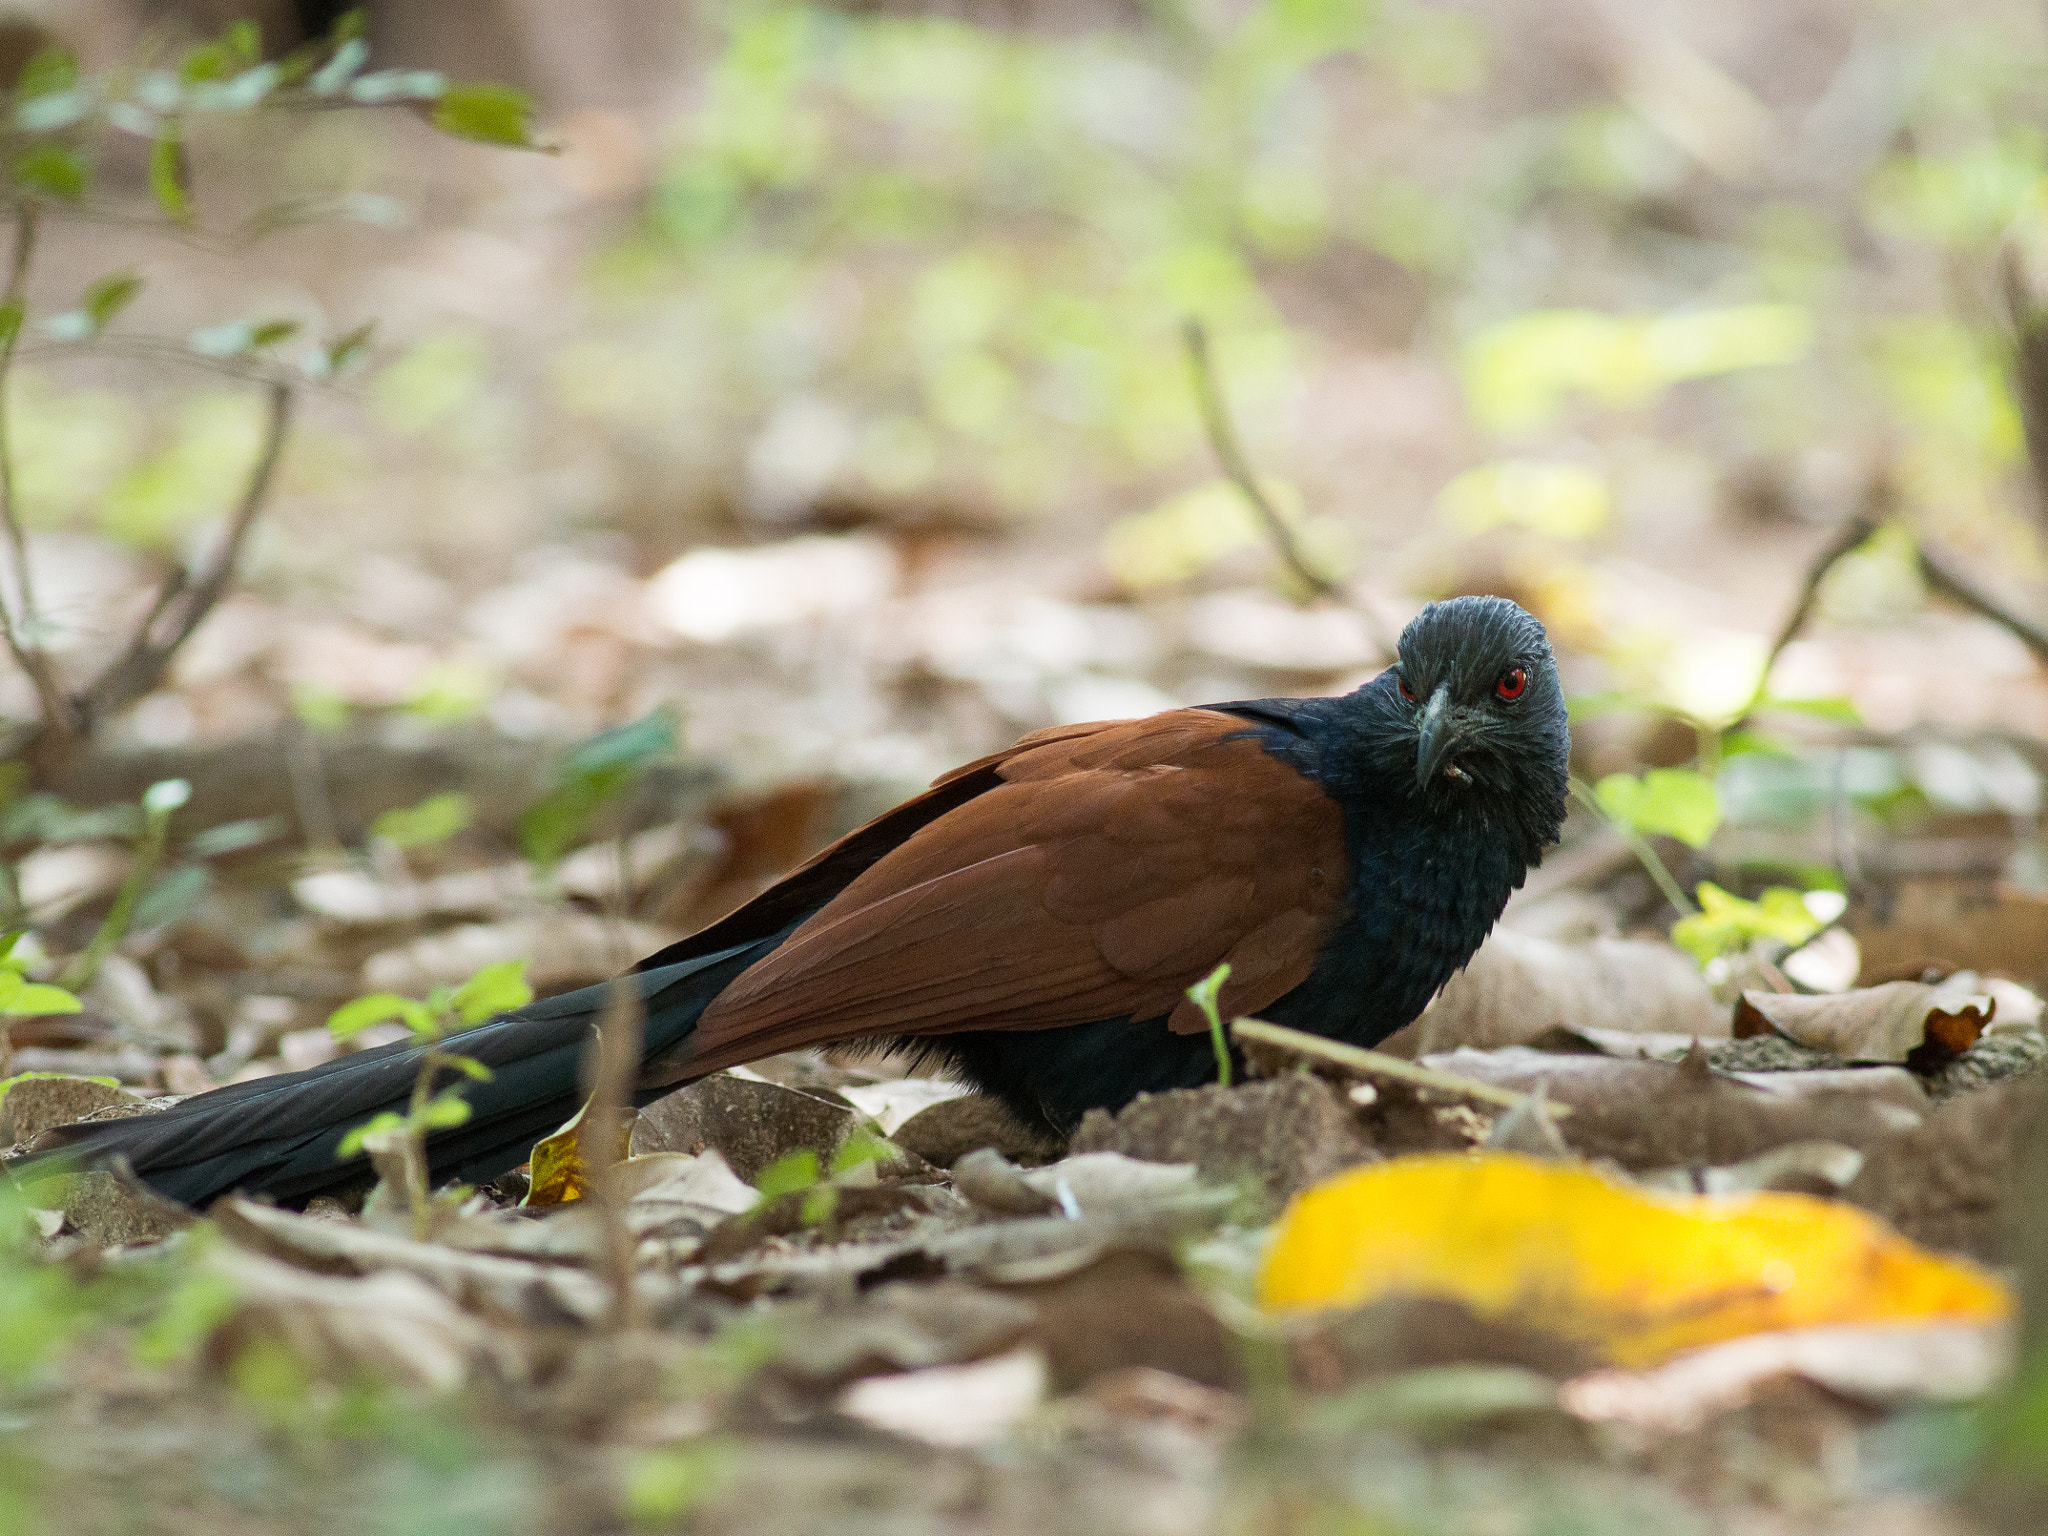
519;708;680;869
59;777;188;991
326;959;534;1238
1187;961;1234;1088
1670;882;1836;965
752;1127;898;1227
0;931;77;1018
369;791;473;852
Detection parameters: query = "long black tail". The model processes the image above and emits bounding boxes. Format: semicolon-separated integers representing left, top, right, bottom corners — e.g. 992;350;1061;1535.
13;937;778;1209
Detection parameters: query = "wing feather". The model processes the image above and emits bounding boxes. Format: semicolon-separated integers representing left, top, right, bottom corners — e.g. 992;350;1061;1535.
685;709;1346;1072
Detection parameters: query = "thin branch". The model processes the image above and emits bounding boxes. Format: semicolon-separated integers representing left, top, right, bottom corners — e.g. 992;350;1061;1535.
1182;318;1356;609
79;380;293;727
0;201;74;738
1568;776;1697;916
1231;1017;1572;1120
2002;246;2048;545
0;202;40;625
586;979;645;1332
1917;541;2048;670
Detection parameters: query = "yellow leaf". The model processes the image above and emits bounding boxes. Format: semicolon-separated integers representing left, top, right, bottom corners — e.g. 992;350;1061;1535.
522;1096;632;1208
1258;1153;2009;1366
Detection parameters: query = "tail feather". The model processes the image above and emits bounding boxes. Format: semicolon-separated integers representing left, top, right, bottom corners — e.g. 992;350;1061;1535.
14;938;775;1208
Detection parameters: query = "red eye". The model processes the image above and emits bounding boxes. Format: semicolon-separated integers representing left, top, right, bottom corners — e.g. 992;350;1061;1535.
1496;667;1527;702
1398;676;1416;701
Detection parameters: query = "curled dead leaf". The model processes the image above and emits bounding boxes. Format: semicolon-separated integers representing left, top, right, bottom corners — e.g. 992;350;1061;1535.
1734;981;1992;1065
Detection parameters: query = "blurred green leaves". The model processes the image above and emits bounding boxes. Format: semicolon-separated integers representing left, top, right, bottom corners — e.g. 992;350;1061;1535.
1438;460;1609;539
1670;882;1827;965
1464;305;1812;435
1594;768;1722;849
434;84;540;149
520;707;680;867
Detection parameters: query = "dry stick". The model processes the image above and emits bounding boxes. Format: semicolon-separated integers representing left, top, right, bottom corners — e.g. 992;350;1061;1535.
1917;543;2048;670
2002;246;2048;546
1182;318;1381;634
0;202;73;736
585;978;645;1331
1231;1017;1572;1121
80;380;293;727
1731;509;1884;733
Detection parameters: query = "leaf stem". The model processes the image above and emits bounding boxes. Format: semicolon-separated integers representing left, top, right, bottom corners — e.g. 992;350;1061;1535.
1567;777;1697;917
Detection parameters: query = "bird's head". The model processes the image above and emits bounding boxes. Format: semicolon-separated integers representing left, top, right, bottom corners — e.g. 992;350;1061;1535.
1364;595;1570;850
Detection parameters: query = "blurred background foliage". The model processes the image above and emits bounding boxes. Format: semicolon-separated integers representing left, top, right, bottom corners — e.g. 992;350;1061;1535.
10;0;2048;833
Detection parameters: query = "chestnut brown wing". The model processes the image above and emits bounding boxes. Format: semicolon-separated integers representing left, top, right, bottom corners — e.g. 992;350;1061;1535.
675;709;1346;1078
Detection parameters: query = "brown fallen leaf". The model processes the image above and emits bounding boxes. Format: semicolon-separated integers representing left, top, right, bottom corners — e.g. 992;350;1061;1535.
1393;1046;1926;1169
1734;981;1992;1064
835;1347;1048;1446
1851;879;2048;986
1386;930;1728;1057
209;1244;493;1392
216;1196;620;1323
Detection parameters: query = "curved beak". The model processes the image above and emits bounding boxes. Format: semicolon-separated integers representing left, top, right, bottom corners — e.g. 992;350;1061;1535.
1415;685;1474;789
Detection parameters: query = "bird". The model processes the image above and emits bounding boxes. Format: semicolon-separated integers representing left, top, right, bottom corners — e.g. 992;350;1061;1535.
23;594;1570;1208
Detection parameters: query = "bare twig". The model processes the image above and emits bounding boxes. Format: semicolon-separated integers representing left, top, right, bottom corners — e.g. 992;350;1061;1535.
584;979;645;1332
1231;1017;1572;1119
77;380;293;730
1734;505;1885;731
0;202;75;738
1182;318;1353;607
2002;246;2048;543
1917;541;2048;669
1567;776;1697;916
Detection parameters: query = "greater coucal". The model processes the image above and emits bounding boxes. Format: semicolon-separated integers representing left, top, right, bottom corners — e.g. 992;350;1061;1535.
26;595;1569;1206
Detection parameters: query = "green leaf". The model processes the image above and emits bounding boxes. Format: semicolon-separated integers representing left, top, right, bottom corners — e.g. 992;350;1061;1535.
149;131;189;219
185;816;286;858
754;1149;820;1199
13;145;86;200
0;971;70;1017
248;319;301;348
799;1183;839;1227
419;1091;473;1130
563;707;680;780
309;36;368;96
326;993;416;1037
517;777;617;867
442;1053;494;1082
1669;883;1827;965
83;272;142;332
322;320;375;374
1595;768;1722;849
337;1110;407;1158
370;791;472;851
449;959;533;1025
142;778;192;817
829;1128;896;1176
130;864;208;933
3;983;80;1017
16;47;77;99
432;82;535;147
0;300;25;352
1755;694;1862;725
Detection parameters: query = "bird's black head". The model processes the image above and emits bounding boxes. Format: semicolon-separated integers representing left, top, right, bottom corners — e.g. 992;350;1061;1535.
1356;595;1570;859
